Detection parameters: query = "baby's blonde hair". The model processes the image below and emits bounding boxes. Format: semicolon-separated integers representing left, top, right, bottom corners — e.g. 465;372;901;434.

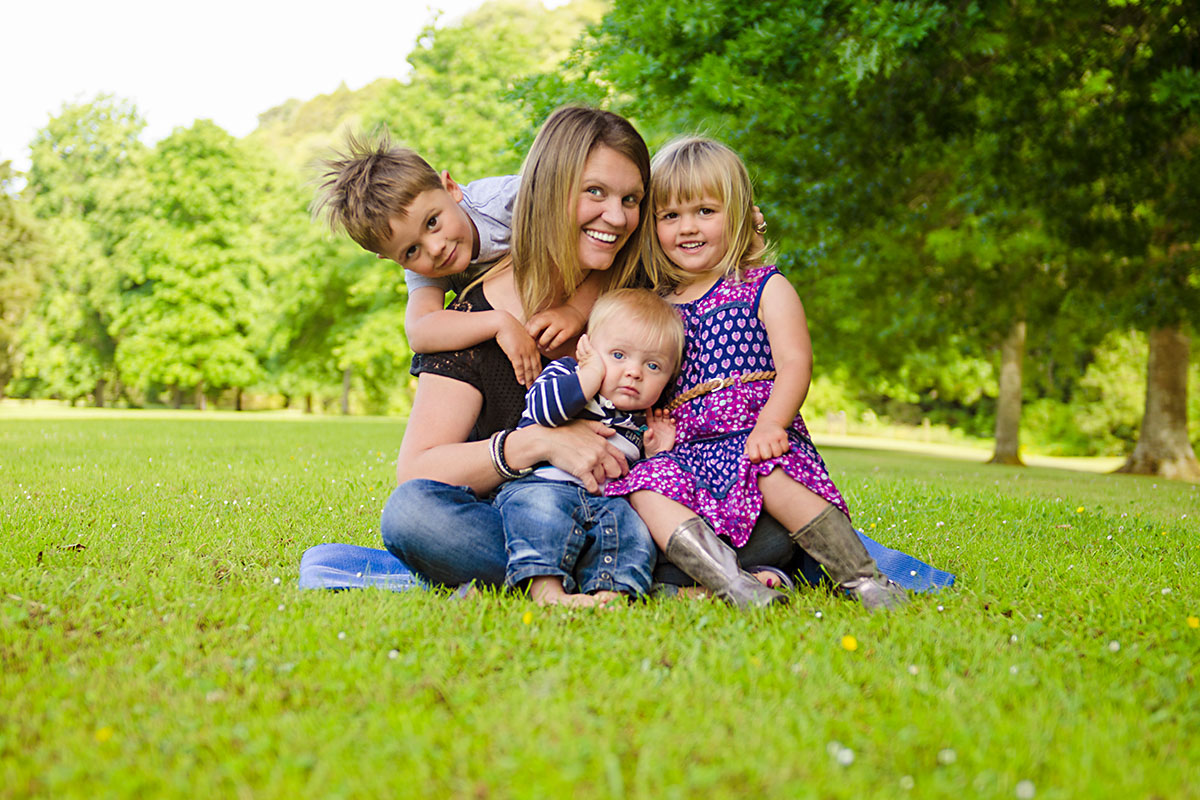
643;136;768;292
587;289;685;379
510;107;651;317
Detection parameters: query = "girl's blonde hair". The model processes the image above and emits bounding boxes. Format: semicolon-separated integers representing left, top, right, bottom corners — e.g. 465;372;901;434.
509;107;651;317
643;136;769;292
587;289;685;378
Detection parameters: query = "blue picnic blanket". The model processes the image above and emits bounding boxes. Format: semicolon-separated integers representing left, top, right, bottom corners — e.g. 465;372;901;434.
298;531;954;593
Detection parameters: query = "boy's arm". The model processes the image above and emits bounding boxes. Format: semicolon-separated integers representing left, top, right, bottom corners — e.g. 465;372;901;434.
525;359;592;427
525;270;606;355
405;286;542;387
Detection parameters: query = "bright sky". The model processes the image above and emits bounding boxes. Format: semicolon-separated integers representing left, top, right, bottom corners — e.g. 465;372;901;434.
0;0;496;173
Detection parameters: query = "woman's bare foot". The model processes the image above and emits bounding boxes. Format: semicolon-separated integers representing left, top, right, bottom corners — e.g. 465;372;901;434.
528;576;600;607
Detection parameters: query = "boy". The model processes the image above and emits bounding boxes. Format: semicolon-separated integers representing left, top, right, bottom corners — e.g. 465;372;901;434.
493;289;684;607
314;134;590;385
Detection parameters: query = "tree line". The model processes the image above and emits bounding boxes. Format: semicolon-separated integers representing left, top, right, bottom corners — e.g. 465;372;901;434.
1;0;1196;480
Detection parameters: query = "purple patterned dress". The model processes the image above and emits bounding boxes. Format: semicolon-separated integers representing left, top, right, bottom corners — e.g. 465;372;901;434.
604;265;850;547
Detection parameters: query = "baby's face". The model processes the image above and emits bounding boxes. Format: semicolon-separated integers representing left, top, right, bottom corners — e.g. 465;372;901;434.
376;175;475;277
589;323;675;412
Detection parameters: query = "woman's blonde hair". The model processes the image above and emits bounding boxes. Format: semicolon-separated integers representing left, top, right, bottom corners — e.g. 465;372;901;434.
642;136;769;292
587;289;685;378
510;107;651;317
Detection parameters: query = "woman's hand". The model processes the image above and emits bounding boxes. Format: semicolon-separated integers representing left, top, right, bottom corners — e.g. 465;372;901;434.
526;305;586;354
643;409;675;456
745;419;790;463
513;420;627;494
496;313;542;388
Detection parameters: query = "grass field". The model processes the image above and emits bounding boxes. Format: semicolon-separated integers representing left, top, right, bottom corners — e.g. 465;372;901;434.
2;410;1197;798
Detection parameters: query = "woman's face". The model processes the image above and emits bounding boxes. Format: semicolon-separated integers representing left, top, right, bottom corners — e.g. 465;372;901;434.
574;145;644;273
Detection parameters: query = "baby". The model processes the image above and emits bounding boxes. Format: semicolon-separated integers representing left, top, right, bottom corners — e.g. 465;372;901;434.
493;289;684;606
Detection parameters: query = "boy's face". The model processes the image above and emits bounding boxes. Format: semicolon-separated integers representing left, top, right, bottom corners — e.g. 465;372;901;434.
376;172;477;277
589;321;674;412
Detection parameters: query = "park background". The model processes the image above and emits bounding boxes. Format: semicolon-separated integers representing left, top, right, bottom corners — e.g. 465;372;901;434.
1;0;1197;481
3;2;1199;797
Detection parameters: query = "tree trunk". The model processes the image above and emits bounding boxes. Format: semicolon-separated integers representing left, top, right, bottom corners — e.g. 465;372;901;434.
235;387;243;411
341;368;352;415
195;385;207;411
93;378;106;408
305;393;314;415
171;386;183;409
988;319;1025;466
1117;325;1200;482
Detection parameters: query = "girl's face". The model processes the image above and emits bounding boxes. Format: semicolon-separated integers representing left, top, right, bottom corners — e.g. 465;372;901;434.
575;145;644;273
655;194;728;278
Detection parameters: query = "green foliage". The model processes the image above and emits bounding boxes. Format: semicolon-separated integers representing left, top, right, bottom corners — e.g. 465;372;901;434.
363;0;606;178
0;164;48;394
539;0;1198;459
1025;330;1200;456
250;80;397;171
108;121;276;397
2;413;1198;796
14;96;148;403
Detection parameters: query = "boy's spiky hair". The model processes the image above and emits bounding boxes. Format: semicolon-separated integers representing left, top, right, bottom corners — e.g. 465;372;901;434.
312;130;443;253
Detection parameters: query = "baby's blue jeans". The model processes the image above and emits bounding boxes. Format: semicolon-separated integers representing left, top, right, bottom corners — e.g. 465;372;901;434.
495;475;656;597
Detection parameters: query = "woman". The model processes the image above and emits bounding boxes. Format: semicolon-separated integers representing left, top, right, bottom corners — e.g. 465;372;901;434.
380;107;652;588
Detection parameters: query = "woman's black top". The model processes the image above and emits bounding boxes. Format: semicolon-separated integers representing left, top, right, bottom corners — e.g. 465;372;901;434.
409;282;529;443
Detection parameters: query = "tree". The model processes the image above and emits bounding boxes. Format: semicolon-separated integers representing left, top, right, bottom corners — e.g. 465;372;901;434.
17;95;147;405
0;163;49;396
110;121;273;405
566;0;1198;478
882;0;1200;479
364;0;607;178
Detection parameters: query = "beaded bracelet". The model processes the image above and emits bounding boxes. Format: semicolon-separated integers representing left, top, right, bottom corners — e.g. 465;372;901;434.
489;428;533;480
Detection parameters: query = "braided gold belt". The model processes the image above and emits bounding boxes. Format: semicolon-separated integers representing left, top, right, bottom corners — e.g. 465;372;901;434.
664;370;776;412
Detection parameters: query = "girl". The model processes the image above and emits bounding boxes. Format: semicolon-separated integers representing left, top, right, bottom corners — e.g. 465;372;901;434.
605;136;907;611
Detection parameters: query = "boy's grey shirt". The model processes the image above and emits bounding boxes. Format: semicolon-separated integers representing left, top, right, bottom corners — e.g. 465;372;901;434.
403;174;519;297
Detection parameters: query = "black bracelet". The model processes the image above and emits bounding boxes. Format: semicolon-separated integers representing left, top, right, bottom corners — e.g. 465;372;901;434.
490;428;532;480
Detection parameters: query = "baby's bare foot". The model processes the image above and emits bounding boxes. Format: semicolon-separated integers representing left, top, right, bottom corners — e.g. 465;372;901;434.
529;576;599;607
589;590;628;608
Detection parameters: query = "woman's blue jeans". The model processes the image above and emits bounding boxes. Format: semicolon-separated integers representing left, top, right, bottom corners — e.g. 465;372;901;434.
380;479;509;588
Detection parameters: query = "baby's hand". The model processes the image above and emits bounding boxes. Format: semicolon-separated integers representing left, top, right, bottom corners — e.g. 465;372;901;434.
526;305;586;353
745;420;789;463
497;314;542;388
643;408;676;456
574;333;605;387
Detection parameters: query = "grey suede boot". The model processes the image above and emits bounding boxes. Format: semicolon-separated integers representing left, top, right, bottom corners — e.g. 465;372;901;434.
791;506;907;611
665;517;788;609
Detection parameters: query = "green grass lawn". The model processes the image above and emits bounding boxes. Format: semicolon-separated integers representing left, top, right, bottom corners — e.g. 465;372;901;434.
2;411;1197;798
